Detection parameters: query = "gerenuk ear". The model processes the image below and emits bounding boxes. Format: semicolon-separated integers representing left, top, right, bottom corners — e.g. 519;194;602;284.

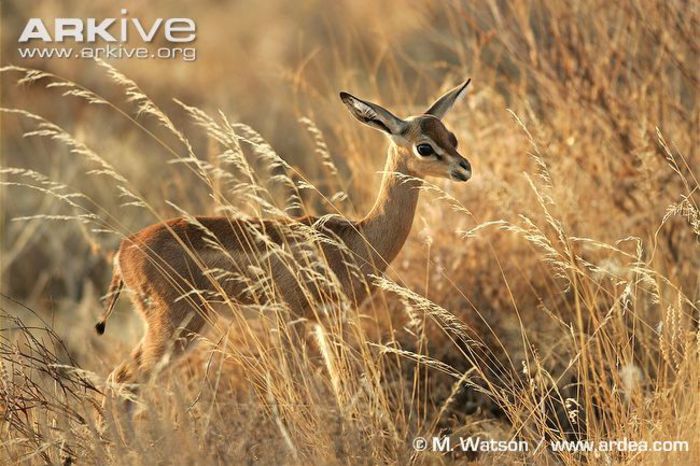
425;78;471;119
339;91;406;135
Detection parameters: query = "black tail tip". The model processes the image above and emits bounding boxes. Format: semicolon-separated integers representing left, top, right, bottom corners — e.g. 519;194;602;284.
95;321;106;335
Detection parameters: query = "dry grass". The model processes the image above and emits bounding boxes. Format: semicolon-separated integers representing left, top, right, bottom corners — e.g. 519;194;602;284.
1;0;698;464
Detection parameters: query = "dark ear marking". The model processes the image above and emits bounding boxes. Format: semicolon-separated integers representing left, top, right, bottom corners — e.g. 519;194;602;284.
425;78;471;119
339;91;405;135
369;119;391;134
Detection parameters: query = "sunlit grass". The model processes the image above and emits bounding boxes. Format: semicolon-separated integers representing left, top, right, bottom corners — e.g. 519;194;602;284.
1;1;698;464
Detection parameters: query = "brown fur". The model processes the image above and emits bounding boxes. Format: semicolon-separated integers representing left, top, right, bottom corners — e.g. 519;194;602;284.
99;82;472;402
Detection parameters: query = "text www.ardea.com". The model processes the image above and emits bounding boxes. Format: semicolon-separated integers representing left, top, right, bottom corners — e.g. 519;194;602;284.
411;436;690;453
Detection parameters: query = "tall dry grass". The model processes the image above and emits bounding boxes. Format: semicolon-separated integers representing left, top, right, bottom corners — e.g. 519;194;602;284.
1;0;698;464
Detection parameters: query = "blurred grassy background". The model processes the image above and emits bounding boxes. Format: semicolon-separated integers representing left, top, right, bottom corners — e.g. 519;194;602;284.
1;0;698;464
3;0;695;313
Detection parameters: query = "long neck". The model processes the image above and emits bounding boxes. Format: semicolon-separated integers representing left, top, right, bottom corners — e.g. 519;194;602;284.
358;145;422;271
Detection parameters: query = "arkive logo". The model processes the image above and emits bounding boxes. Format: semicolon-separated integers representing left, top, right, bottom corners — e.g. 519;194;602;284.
18;9;195;43
17;9;197;61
